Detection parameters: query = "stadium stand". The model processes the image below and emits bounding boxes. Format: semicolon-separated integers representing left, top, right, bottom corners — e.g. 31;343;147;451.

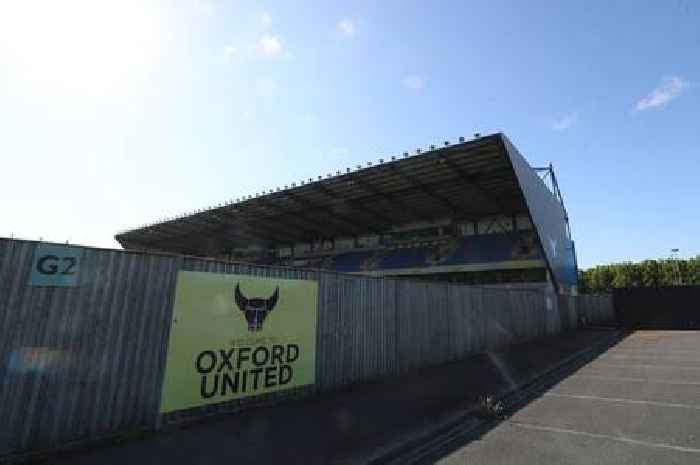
115;133;578;293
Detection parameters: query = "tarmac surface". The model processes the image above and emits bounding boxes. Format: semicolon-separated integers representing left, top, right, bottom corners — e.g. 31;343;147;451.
433;331;700;465
22;330;699;465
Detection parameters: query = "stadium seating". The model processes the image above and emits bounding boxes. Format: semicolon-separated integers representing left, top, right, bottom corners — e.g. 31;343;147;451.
272;231;541;273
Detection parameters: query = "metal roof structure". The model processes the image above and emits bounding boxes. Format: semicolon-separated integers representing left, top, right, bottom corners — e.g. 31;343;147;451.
116;132;579;292
116;133;532;256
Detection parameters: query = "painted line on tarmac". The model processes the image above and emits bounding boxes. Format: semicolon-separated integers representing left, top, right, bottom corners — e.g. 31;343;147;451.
609;348;700;354
604;355;700;363
585;363;700;371
510;422;700;454
612;349;700;356
573;375;700;386
543;392;700;410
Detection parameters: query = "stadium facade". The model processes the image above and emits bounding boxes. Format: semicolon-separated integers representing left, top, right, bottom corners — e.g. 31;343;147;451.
116;133;578;294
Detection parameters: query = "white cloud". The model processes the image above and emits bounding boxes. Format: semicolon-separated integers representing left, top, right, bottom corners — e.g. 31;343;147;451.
225;35;285;63
550;112;578;131
337;18;355;37
402;75;425;90
635;76;689;111
256;77;279;98
260;12;272;27
258;35;283;57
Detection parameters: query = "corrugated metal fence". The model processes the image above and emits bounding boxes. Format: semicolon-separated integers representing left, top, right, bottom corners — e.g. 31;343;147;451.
560;294;615;326
0;239;613;458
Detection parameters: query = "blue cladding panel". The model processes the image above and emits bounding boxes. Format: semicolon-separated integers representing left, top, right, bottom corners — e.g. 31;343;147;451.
502;136;578;291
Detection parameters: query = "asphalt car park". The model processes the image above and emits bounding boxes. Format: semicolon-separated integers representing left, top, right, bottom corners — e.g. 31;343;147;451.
434;331;700;465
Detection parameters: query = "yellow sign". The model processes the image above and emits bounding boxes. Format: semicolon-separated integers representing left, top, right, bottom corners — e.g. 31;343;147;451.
160;271;318;413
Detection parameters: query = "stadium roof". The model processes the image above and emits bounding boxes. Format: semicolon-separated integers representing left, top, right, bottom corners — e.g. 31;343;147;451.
116;133;536;256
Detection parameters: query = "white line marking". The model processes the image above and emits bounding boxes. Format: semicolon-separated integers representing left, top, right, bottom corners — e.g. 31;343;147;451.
510;422;700;454
544;392;700;410
573;375;700;386
612;349;700;356
586;363;700;371
605;355;700;363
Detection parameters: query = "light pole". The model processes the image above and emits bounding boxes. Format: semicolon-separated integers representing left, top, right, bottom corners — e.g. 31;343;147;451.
670;248;682;286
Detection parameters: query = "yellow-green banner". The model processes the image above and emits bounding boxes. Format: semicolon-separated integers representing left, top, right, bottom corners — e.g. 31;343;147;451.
160;271;318;413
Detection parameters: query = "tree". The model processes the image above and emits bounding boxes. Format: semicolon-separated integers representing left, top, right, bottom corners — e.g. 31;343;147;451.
660;259;677;286
578;256;699;293
640;260;661;287
577;270;590;293
688;256;700;285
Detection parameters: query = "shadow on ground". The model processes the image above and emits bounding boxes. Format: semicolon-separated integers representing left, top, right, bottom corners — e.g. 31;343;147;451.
384;330;631;465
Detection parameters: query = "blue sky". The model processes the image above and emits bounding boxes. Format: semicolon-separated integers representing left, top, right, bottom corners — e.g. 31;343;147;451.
0;0;698;268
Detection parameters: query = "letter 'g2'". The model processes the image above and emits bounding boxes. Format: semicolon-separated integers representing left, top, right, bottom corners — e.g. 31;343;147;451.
36;255;77;275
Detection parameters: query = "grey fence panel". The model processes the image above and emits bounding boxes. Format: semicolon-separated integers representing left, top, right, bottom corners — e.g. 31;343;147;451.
338;276;358;386
509;292;528;344
576;295;589;321
481;290;498;350
602;294;614;322
447;285;472;360
508;292;525;344
558;296;569;330
508;292;528;344
380;279;399;379
516;292;533;341
344;276;396;383
396;280;427;372
483;291;511;351
601;294;613;322
568;296;579;328
418;282;450;367
0;240;179;456
557;296;568;331
578;294;614;324
469;287;487;354
316;272;342;390
530;291;547;340
1;238;604;458
520;292;535;340
448;285;493;360
546;292;557;334
532;292;546;338
395;280;419;373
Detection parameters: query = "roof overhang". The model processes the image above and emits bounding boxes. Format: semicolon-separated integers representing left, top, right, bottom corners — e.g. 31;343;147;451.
116;133;529;256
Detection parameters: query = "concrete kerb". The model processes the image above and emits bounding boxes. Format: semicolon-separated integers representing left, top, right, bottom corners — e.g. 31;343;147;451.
366;329;625;465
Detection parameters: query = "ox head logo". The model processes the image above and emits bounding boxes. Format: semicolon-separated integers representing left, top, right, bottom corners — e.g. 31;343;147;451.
234;283;280;332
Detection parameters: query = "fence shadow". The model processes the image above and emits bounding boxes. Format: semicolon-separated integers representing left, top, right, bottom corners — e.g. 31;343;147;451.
404;329;632;465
